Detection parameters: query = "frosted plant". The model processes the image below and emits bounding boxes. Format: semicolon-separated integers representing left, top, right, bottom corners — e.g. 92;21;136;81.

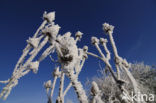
86;23;145;103
0;11;148;103
0;11;56;100
90;81;103;103
88;62;156;103
0;11;89;103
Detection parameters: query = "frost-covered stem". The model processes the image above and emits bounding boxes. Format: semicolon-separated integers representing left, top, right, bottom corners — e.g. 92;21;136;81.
13;20;47;75
50;77;57;97
75;37;79;43
108;28;139;100
122;65;138;95
94;43;106;59
13;45;31;75
76;58;86;76
63;83;72;97
108;32;119;57
55;43;63;57
33;20;47;38
22;36;48;69
87;51;118;83
50;67;59;98
115;65;120;79
121;65;143;103
38;45;54;62
102;43;110;60
68;72;88;103
58;72;65;103
0;80;10;84
103;60;118;83
21;70;30;76
28;35;44;55
91;81;103;103
63;58;86;97
108;31;121;80
0;77;18;99
0;36;49;99
87;52;103;61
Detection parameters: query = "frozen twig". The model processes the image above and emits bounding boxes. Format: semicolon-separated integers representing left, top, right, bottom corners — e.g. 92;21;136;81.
57;72;65;103
50;67;60;97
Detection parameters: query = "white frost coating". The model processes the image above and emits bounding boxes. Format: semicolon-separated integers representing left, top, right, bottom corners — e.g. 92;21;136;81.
55;31;88;103
44;80;52;103
63;46;88;97
43;11;55;23
44;80;52;89
27;37;40;48
99;38;107;44
57;72;65;103
99;38;110;60
0;36;49;100
57;32;79;71
103;23;114;34
13;20;46;76
0;11;134;103
91;81;103;103
68;71;88;103
38;45;54;62
87;23;143;103
91;81;100;94
104;23;140;102
42;24;60;40
91;37;99;44
28;61;39;74
0;80;10;84
75;31;83;42
50;67;60;97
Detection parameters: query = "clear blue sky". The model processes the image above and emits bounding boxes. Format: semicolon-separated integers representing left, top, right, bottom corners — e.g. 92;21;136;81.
0;0;156;103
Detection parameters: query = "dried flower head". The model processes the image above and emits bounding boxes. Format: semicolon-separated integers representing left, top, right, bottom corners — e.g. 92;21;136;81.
29;61;39;74
75;31;83;40
91;37;99;44
91;81;100;95
43;11;55;23
83;46;88;52
103;23;114;34
57;32;78;69
99;38;108;44
44;80;52;89
52;67;61;77
42;25;60;39
26;37;40;48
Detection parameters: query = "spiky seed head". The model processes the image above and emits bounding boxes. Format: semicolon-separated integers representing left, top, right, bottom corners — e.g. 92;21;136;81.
44;80;52;89
99;38;108;44
52;67;61;77
83;46;88;52
26;37;40;48
43;11;55;23
29;61;39;74
42;25;60;38
75;31;83;40
91;81;100;95
91;37;99;44
103;23;114;34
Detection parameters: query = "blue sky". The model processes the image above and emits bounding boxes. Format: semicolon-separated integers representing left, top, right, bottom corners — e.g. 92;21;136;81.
0;0;156;103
